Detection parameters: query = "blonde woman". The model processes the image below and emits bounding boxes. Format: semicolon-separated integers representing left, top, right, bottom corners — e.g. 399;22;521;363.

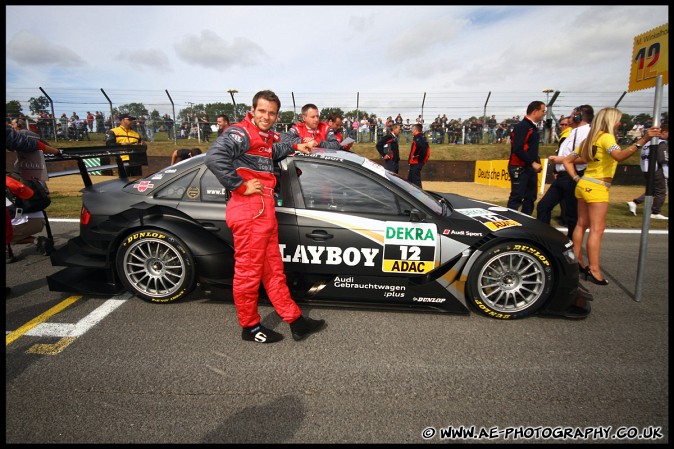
562;108;661;285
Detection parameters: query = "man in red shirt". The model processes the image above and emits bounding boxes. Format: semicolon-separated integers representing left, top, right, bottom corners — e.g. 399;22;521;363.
284;103;340;150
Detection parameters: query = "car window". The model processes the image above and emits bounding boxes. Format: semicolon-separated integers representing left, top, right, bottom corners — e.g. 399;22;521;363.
154;170;198;200
200;168;230;203
294;161;408;215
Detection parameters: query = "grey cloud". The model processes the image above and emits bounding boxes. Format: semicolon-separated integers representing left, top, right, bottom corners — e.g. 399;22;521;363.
348;13;376;31
114;49;173;73
386;17;466;60
174;30;267;69
6;30;86;67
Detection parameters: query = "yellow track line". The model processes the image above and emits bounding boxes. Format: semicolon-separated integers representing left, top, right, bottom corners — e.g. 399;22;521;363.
6;295;82;346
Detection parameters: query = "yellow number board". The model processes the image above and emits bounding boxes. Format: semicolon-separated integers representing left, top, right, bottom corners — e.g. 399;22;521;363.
628;23;669;92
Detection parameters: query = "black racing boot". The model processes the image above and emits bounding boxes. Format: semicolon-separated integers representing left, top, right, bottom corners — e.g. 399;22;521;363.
289;315;326;341
241;324;284;343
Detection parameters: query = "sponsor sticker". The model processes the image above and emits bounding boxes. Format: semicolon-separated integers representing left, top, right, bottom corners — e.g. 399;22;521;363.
186;186;200;199
455;208;521;231
382;222;437;274
280;245;379;266
134;181;155;192
333;276;407;299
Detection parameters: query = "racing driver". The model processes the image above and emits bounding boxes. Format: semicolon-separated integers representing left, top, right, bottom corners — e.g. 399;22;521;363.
206;90;326;344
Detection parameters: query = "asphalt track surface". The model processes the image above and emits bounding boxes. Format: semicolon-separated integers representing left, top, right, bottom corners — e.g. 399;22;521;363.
5;221;669;443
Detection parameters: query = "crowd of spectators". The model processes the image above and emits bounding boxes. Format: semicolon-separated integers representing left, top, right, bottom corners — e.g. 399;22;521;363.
6;109;660;146
333;114;527;145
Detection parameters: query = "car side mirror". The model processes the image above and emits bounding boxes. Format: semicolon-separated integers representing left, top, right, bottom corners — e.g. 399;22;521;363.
409;209;424;222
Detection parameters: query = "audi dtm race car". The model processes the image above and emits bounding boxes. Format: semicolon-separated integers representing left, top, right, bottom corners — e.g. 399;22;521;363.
47;146;591;320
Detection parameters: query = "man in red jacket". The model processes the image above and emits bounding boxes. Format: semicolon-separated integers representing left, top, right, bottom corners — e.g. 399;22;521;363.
284;103;341;151
408;124;430;188
205;91;326;344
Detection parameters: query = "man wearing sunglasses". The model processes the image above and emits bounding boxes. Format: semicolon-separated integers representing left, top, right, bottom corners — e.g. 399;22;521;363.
536;105;594;238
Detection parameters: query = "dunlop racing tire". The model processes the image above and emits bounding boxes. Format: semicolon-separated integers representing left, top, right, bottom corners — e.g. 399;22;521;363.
116;228;197;303
466;241;553;319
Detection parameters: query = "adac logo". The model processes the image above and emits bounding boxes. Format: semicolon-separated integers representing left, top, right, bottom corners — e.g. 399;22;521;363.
134;181;154;192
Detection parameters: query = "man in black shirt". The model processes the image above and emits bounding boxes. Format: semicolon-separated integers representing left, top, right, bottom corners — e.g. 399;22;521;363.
376;124;402;173
506;101;545;215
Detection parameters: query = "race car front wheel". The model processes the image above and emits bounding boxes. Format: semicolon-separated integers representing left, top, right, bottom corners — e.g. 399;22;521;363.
466;241;553;319
116;229;197;303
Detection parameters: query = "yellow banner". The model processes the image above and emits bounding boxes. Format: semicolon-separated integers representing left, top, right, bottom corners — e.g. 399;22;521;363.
474;160;545;191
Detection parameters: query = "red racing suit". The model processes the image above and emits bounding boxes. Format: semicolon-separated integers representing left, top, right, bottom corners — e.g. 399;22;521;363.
205;113;301;327
286;121;341;150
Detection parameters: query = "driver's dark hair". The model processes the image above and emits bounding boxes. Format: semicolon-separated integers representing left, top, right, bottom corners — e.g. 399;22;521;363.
252;90;281;111
526;100;545;115
301;103;318;115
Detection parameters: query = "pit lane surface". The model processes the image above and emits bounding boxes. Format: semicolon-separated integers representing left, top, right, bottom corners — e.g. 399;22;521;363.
5;221;669;443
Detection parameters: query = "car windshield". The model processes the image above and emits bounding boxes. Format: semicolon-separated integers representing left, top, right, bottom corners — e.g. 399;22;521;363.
384;172;443;215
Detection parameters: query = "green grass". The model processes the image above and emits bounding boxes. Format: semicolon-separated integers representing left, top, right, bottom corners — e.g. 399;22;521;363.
44;130;545;160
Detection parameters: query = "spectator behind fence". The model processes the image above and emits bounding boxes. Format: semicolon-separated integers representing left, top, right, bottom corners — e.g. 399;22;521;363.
106;114;143;146
402;118;412;143
146;115;155;142
627;123;669;220
200;113;211;142
216;114;230;137
86;111;94;132
562;108;661;286
358;116;369;143
95;111;105;133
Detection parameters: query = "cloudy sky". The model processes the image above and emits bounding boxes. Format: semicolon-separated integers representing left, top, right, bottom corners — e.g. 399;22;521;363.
5;5;669;121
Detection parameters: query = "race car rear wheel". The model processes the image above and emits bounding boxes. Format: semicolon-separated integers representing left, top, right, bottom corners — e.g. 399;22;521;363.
466;241;553;319
116;229;196;303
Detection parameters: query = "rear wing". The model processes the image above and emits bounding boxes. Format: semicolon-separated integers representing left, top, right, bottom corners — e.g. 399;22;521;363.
45;145;148;187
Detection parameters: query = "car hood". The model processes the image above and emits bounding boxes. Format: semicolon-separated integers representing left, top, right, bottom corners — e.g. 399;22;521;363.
433;191;571;247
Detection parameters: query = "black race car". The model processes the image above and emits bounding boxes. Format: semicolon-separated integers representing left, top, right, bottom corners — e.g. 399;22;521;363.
48;147;589;319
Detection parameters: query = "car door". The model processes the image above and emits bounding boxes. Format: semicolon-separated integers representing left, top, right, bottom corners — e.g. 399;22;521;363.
283;158;438;279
